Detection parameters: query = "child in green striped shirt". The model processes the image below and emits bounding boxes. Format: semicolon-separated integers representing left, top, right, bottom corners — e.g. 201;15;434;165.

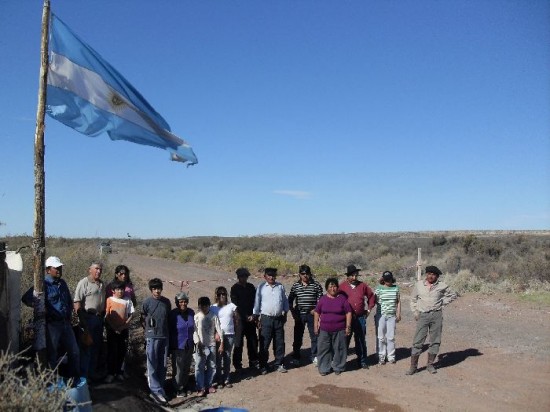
374;271;401;365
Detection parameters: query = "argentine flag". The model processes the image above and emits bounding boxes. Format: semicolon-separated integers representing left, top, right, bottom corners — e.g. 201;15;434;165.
46;14;198;165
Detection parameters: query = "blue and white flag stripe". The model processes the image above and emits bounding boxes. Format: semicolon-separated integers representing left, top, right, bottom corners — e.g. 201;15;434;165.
46;14;197;165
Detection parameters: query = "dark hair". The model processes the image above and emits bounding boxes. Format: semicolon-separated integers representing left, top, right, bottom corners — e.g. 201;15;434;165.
299;264;311;275
110;280;125;291
325;277;339;291
198;296;211;307
148;278;163;291
215;286;228;303
114;265;131;284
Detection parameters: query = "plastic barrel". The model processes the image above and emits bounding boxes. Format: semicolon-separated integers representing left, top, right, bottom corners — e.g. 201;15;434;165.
65;377;92;412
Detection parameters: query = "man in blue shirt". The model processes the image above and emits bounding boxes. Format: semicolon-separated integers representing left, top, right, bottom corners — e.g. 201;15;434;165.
22;256;80;380
253;267;289;374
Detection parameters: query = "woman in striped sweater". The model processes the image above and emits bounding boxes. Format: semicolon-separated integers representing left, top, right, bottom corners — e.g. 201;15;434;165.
375;271;401;365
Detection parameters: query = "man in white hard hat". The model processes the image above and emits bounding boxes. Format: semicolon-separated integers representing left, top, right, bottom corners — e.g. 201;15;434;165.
22;256;80;380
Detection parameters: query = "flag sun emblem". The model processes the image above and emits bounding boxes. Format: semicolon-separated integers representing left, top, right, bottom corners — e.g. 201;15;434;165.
109;91;127;112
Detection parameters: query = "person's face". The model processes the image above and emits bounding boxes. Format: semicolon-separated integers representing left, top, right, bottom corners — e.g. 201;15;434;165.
199;304;210;315
177;299;188;311
116;271;128;282
265;273;276;285
113;288;124;298
151;286;162;299
326;283;339;297
47;266;62;278
426;272;439;284
299;272;311;284
238;275;248;285
217;291;228;304
347;272;359;284
89;264;102;281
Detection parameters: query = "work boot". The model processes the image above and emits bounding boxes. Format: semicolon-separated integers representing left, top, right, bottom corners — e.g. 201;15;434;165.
426;353;438;374
405;354;420;375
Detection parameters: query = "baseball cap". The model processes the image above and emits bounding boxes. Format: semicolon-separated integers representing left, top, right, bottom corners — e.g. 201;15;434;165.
45;256;64;268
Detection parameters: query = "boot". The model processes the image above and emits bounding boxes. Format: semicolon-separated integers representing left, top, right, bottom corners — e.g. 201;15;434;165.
405;354;420;375
426;353;437;374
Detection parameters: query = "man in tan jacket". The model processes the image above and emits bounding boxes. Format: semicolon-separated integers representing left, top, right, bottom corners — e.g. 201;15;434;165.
406;265;457;375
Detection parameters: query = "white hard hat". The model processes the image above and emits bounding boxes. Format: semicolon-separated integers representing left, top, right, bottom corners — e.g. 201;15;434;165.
45;256;64;268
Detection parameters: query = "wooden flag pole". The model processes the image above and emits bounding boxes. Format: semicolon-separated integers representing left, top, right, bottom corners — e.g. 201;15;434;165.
416;248;422;281
32;0;51;364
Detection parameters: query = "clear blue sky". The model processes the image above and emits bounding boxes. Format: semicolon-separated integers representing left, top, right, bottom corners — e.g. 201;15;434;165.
1;1;549;238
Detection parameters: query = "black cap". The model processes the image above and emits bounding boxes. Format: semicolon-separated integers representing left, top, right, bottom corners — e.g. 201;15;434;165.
382;271;395;283
425;266;442;276
346;265;361;276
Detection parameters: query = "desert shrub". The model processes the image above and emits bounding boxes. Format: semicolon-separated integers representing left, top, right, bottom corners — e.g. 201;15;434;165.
432;235;447;247
0;350;70;411
178;249;198;263
444;269;483;294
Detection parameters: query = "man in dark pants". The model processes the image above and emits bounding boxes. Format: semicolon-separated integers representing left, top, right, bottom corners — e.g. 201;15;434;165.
230;267;259;371
253;267;289;374
288;264;323;366
406;265;458;375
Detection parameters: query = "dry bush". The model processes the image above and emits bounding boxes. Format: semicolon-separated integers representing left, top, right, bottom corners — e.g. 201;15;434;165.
0;350;68;412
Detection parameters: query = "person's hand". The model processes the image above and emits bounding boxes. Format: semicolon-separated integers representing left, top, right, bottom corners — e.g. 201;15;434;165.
215;332;221;343
218;345;224;355
396;314;401;323
345;326;352;336
247;315;255;323
314;327;319;336
365;310;371;318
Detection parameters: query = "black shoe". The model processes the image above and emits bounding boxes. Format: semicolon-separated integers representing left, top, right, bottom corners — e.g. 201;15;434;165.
150;393;168;406
361;363;369;369
260;367;268;375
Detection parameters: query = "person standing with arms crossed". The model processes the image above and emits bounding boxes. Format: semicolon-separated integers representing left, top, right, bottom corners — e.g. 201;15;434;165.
406;265;457;375
288;264;323;366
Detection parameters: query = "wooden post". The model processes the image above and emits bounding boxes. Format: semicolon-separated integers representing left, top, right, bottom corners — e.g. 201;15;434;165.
32;0;50;364
416;248;422;281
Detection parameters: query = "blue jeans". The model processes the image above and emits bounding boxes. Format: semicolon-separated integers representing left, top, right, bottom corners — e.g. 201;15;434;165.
292;312;317;361
79;314;103;379
346;314;367;366
195;345;216;390
216;334;235;384
146;337;168;397
46;320;80;379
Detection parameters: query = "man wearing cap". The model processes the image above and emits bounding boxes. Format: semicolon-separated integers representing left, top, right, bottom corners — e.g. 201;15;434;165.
253;267;289;374
74;261;106;380
339;264;375;369
230;267;259;372
406;265;458;375
288;264;323;366
22;256;80;380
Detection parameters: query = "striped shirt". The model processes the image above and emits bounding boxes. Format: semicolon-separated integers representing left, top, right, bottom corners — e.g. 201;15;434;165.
375;285;400;316
288;280;323;314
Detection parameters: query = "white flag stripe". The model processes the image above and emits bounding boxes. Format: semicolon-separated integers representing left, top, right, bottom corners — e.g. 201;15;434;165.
48;52;160;137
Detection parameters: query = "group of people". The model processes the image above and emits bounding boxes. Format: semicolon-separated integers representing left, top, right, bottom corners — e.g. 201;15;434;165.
23;256;458;407
22;258;136;384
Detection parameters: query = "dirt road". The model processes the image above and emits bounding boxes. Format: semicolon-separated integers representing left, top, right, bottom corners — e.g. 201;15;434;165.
93;253;550;411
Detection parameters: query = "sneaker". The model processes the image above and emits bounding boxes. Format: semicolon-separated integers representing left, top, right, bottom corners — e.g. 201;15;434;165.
361;363;369;370
224;381;232;388
176;389;186;398
197;389;206;397
104;374;114;384
312;357;318;366
389;359;396;364
260;367;268;375
208;387;217;394
277;365;288;373
379;360;386;366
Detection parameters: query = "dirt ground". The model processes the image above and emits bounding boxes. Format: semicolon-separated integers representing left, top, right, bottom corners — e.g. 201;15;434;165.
90;254;550;412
